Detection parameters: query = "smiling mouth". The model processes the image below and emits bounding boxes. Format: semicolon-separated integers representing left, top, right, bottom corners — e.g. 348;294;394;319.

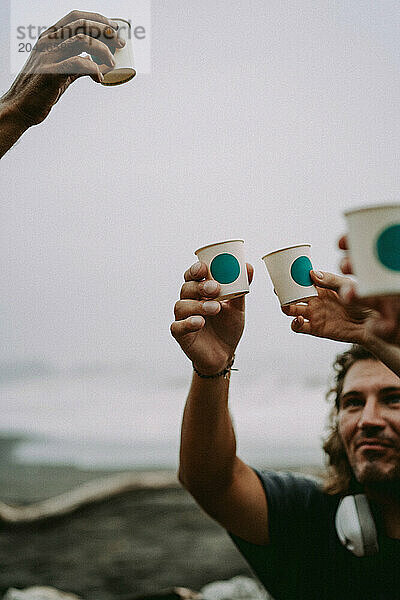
356;442;393;452
359;443;388;449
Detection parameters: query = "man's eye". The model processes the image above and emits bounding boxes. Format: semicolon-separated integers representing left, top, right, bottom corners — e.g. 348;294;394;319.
385;394;400;405
342;397;363;408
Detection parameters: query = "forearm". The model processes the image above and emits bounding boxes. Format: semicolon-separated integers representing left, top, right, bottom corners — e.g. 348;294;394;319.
364;335;400;378
0;100;28;158
179;372;238;495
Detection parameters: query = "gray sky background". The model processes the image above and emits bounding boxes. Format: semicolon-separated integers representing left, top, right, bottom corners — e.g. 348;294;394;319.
1;1;400;461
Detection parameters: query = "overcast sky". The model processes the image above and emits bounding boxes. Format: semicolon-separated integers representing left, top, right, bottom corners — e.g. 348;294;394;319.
1;1;400;415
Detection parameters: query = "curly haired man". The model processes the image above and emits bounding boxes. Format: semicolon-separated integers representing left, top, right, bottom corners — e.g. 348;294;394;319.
171;261;400;600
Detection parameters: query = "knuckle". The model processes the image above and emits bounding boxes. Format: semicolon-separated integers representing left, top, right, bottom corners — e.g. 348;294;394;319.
174;301;182;318
46;27;59;42
69;10;81;20
93;13;106;23
199;282;210;296
55;60;69;74
91;25;102;39
70;56;87;73
170;322;180;339
35;38;46;50
180;283;190;298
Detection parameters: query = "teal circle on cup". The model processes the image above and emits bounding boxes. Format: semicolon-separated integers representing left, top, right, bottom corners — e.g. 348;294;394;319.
210;253;240;284
375;224;400;271
290;256;313;287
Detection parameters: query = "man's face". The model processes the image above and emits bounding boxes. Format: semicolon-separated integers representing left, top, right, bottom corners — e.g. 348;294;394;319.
338;359;400;488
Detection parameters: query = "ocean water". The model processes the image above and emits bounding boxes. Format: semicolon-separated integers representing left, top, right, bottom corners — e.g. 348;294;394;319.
0;366;330;470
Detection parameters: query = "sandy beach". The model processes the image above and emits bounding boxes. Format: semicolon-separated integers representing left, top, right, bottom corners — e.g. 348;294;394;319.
0;460;324;599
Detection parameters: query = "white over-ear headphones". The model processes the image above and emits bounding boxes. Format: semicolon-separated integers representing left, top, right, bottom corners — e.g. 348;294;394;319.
335;494;379;556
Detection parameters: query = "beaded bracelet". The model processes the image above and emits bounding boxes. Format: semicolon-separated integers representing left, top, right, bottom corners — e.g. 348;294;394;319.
193;355;237;380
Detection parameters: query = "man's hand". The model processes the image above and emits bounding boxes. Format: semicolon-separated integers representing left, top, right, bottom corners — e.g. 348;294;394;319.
338;235;400;345
1;10;124;130
282;271;378;345
170;261;253;375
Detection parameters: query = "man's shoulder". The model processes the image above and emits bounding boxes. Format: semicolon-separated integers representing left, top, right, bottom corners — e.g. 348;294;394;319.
250;469;338;550
254;468;323;493
253;468;336;513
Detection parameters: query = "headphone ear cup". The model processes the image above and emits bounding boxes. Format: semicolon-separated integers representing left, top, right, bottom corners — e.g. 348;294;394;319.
354;494;379;556
335;494;378;556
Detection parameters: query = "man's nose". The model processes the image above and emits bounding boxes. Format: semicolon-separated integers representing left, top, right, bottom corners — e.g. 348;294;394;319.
357;399;386;430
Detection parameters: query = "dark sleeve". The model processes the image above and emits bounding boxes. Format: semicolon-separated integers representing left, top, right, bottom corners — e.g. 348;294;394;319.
228;470;323;597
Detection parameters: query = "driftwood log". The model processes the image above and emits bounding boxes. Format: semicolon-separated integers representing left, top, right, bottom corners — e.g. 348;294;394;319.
3;587;82;599
0;471;178;525
131;588;202;599
3;587;202;600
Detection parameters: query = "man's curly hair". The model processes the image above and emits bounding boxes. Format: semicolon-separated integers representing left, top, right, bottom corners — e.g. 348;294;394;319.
322;344;377;495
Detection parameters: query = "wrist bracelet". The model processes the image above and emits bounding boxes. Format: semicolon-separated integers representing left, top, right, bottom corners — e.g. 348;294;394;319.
193;355;237;380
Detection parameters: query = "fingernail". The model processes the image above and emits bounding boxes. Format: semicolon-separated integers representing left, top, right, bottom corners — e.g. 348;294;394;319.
111;21;119;30
313;271;323;279
117;38;125;47
99;72;104;82
203;280;219;294
191;262;201;276
190;316;203;326
203;301;220;314
110;56;116;67
293;316;303;328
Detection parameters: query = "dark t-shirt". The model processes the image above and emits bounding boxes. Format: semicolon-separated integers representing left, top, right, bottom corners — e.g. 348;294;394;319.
229;470;400;600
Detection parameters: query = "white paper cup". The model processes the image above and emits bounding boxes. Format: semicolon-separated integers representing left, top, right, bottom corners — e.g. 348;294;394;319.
345;204;400;297
195;240;249;301
102;19;136;86
262;244;318;306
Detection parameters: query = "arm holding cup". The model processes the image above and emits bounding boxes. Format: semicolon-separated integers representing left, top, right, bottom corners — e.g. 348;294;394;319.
171;261;269;545
337;235;400;346
0;10;123;158
282;270;400;377
0;103;29;158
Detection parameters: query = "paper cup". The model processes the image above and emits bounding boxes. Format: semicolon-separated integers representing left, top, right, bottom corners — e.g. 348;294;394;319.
195;240;249;301
345;204;400;297
102;18;136;86
262;244;318;306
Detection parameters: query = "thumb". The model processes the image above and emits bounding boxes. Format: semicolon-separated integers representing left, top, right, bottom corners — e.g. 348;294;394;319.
310;270;352;293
